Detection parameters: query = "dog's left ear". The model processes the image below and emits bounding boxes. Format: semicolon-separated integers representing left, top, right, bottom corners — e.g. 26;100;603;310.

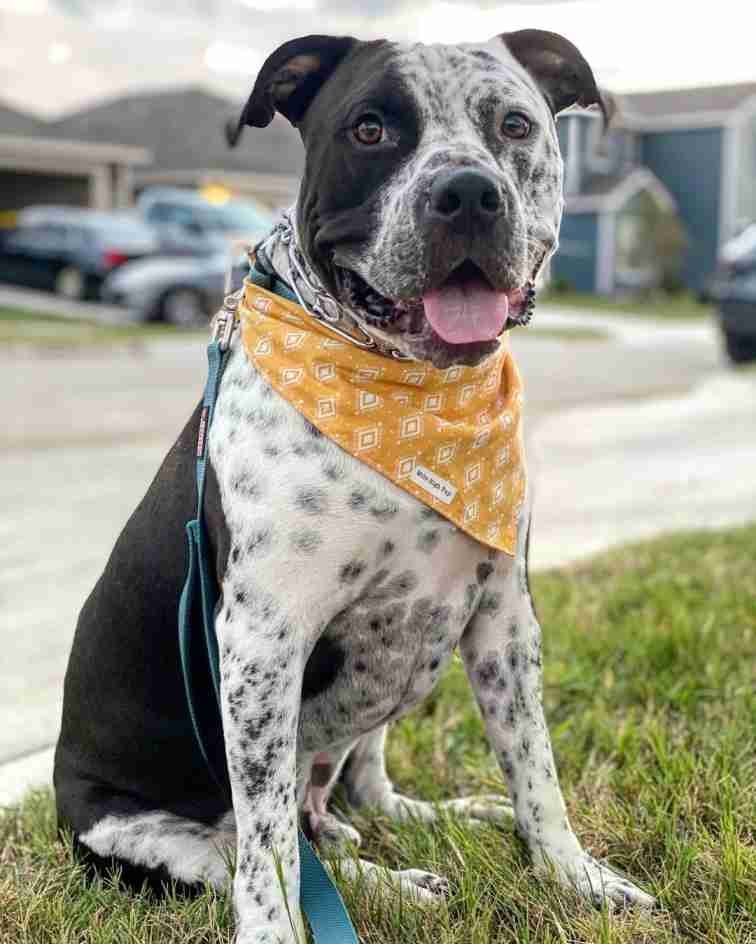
499;29;611;127
226;34;357;147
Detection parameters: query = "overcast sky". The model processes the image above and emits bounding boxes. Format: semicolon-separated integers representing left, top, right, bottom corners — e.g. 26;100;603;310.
1;0;754;118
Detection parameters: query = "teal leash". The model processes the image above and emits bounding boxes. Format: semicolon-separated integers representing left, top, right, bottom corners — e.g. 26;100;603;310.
177;273;359;944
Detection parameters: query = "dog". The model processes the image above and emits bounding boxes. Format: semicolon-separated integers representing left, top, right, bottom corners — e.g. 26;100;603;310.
54;28;653;944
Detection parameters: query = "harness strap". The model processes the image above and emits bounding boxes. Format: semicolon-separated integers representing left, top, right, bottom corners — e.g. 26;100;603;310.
177;271;358;944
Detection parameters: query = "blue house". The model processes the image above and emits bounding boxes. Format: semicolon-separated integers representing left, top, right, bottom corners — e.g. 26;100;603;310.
552;81;756;294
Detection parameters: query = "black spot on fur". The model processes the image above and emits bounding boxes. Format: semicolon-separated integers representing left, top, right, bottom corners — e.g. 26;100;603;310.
349;489;368;510
370;500;398;521
322;461;344;481
303;637;345;700
296;486;329;515
476;562;494;584
417;530;441;553
478;591;502;615
230;473;261;500
246;528;272;556
340;560;366;583
476;655;501;688
292;530;322;554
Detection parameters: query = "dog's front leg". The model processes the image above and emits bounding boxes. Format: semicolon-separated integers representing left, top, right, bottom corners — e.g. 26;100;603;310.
459;510;655;910
218;603;307;944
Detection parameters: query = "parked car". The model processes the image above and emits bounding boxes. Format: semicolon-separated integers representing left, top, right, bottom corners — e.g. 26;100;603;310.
706;224;756;363
714;273;756;364
136;188;273;257
0;206;158;299
102;250;251;327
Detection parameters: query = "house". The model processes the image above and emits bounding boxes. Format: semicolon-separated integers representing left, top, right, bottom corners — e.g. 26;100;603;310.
46;86;303;211
551;81;756;294
0;87;303;218
0;101;150;220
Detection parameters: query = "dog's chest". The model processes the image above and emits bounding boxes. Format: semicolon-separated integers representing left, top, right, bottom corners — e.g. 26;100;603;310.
210;346;499;750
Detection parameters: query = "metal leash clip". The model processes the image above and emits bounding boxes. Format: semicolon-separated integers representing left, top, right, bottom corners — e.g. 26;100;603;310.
211;239;249;351
271;212;417;360
212;288;242;352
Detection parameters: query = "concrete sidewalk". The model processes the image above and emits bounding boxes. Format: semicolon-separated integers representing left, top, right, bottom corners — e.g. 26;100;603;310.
3;305;752;808
0;282;138;324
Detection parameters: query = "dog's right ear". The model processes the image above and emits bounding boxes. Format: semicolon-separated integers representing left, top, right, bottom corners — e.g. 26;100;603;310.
226;34;357;147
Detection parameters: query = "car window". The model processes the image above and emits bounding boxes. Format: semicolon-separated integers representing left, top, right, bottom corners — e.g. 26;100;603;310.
145;203;197;228
201;203;271;234
4;224;68;252
93;220;155;241
65;226;91;251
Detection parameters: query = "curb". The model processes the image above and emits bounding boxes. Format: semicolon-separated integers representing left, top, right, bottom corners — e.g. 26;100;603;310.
0;745;55;807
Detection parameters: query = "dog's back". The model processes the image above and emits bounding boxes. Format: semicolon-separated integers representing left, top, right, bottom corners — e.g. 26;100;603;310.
54;404;229;843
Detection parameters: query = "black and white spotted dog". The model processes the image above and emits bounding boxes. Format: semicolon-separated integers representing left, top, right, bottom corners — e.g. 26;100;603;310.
55;29;653;943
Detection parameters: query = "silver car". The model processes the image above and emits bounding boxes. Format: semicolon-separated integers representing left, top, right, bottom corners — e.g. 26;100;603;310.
102;249;253;327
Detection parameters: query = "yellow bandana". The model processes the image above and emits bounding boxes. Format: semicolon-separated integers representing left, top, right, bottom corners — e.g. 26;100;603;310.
238;280;526;554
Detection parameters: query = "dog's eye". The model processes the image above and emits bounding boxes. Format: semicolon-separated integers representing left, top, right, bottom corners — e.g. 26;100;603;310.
353;115;385;146
501;112;531;140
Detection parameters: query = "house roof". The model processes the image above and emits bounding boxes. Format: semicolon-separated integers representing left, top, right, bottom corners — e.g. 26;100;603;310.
0;100;45;136
567;166;676;215
45;86;304;177
618;81;756;125
578;172;629;199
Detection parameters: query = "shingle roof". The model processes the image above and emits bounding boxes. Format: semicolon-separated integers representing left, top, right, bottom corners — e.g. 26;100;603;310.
0;101;45;136
45;86;303;176
620;81;756;119
579;171;630;198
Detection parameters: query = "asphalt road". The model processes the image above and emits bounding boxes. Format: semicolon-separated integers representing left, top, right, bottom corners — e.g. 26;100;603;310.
3;301;755;803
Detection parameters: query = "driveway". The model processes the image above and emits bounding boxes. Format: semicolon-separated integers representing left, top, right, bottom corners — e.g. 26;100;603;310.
2;303;755;803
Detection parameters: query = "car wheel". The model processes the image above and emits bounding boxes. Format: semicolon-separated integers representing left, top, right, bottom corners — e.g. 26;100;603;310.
723;327;756;364
159;287;208;328
54;266;85;300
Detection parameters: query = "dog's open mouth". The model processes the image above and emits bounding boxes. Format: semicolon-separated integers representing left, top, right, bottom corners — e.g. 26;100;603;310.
337;260;535;343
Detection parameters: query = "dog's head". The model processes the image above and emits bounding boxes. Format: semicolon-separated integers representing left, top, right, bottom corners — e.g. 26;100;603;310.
229;31;606;367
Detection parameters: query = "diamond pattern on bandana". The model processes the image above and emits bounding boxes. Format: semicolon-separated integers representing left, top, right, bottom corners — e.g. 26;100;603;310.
239;280;525;555
397;456;416;478
355;426;381;452
357;390;381;412
315;362;336;382
399;414;423;440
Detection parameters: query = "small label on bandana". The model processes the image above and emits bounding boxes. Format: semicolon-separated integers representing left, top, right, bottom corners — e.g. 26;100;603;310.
411;463;457;505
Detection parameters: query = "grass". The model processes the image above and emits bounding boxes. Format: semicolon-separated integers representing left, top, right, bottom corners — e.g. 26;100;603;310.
0;306;606;351
0;307;203;348
525;324;609;342
2;525;755;943
542;290;714;321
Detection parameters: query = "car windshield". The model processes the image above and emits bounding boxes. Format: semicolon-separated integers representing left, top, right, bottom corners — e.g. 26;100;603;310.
197;202;271;234
95;219;153;239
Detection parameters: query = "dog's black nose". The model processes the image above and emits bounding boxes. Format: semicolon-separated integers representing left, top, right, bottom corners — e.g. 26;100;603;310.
427;169;501;226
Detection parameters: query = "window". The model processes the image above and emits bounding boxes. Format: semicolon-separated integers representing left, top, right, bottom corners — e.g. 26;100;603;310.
735;113;756;232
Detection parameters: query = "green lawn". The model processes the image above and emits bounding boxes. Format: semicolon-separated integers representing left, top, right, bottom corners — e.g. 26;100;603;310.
2;525;755;943
0;306;605;349
0;306;203;347
542;290;714;321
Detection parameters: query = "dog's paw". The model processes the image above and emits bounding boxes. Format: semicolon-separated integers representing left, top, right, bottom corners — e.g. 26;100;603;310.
545;853;655;911
309;811;362;855
331;858;451;909
394;867;451;904
436;794;514;826
385;792;513;827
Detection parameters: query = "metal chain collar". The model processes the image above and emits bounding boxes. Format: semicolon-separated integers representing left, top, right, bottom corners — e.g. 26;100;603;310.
257;214;415;360
215;214;537;357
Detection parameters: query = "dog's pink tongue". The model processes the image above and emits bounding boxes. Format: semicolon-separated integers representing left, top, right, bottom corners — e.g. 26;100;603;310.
423;278;509;344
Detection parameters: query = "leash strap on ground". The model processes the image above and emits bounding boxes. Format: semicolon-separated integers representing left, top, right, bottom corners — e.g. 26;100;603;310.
177;296;359;944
